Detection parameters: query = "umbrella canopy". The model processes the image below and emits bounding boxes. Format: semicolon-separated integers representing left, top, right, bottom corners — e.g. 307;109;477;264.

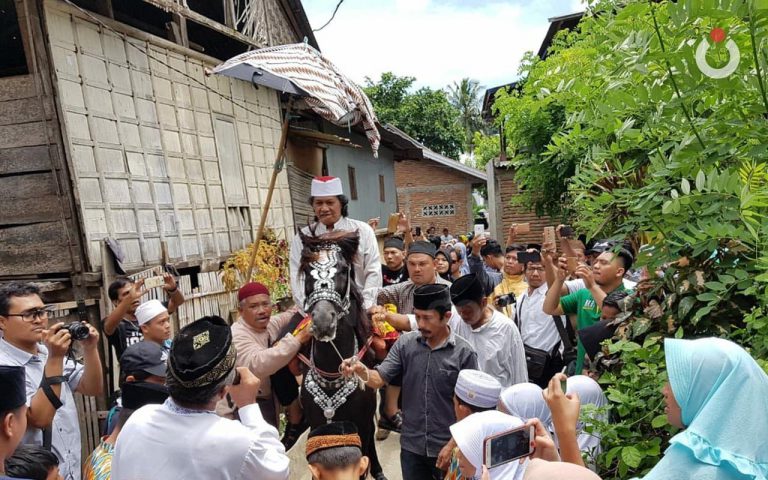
212;42;380;157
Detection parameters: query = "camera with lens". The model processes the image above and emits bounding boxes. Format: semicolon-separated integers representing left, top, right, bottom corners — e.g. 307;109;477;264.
495;293;516;308
65;322;90;341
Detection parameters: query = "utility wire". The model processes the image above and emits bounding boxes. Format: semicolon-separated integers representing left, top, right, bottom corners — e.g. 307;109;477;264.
313;0;344;32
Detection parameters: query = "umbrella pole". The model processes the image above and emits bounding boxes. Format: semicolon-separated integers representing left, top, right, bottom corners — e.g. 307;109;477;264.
245;96;295;283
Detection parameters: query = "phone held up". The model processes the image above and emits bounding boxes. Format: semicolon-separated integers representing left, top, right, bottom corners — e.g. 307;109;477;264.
483;424;535;469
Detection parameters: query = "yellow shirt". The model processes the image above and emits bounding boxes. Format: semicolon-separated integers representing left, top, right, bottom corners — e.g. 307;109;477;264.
490;273;528;319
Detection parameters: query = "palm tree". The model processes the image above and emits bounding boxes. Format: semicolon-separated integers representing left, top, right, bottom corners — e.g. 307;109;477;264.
447;78;483;156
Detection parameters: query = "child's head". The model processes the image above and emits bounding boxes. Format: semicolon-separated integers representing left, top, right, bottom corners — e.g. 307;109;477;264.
453;369;502;421
5;444;62;480
306;421;369;480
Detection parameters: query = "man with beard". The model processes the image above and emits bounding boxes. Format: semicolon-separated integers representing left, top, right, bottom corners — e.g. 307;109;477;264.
543;248;633;374
342;285;477;480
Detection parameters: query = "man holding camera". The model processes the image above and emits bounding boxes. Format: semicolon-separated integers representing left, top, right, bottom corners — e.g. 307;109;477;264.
0;282;103;480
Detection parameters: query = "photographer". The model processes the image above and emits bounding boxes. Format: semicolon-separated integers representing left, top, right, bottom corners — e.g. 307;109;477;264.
0;282;103;480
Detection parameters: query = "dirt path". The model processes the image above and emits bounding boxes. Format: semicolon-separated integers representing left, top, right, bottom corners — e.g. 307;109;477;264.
287;430;403;480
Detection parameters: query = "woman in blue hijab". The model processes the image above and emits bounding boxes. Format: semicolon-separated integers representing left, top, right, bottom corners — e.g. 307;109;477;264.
525;337;768;480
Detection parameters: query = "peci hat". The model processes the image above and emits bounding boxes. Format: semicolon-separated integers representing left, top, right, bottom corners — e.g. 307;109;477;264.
311;176;344;197
120;341;168;378
450;274;486;305
454;369;502;409
135;299;167;326
306;421;362;459
168;316;236;389
413;284;451;312
0;365;26;412
407;241;437;258
238;282;270;302
383;236;405;251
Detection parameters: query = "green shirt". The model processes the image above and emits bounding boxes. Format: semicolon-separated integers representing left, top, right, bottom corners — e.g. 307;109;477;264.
560;284;628;373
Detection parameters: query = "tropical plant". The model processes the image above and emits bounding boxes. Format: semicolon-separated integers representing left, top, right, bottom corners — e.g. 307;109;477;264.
448;78;484;154
492;0;768;477
364;72;465;158
220;228;291;302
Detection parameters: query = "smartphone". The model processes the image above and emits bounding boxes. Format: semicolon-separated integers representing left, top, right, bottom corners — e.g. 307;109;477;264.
144;276;165;289
474;224;485;237
560;225;575;238
543;227;556;246
517;251;541;264
387;213;400;234
415;226;422;237
566;256;579;274
560;366;568;393
516;222;531;234
483;424;535;468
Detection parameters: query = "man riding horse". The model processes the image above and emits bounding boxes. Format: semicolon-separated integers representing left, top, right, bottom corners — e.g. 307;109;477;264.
287;176;385;480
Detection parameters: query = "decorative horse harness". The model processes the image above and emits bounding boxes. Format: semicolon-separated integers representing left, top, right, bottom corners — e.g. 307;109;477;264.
301;242;372;423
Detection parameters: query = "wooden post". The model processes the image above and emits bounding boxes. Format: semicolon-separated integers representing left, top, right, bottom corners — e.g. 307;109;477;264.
245;96;294;282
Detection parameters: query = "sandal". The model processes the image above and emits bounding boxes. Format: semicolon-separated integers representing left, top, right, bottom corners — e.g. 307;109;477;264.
281;418;309;451
377;411;403;433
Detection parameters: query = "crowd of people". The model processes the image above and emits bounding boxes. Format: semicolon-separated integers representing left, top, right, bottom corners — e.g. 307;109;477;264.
0;174;766;480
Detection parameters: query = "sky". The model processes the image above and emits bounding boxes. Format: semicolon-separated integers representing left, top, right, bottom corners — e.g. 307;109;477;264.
301;0;585;93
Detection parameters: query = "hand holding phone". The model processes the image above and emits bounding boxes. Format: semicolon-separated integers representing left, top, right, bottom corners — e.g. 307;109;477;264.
483;424;535;468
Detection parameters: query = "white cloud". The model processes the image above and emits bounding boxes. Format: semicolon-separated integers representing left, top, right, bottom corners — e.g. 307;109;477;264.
302;0;577;91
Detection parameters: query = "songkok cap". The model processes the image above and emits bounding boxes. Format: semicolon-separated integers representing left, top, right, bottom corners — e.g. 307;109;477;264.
306;421;362;459
122;381;169;410
168;316;236;389
135;299;167;326
480;240;503;257
311;176;344;197
413;284;451;311
407;241;437;258
120;341;168;378
383;236;405;251
450;273;486;304
238;282;270;302
0;366;26;411
454;369;502;409
449;410;524;474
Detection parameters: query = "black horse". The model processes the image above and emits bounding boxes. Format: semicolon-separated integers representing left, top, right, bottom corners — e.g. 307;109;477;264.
297;230;383;479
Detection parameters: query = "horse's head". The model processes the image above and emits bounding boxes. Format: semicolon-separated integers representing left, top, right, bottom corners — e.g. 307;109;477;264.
299;230;360;342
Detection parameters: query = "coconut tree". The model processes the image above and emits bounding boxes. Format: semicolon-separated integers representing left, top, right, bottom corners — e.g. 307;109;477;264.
447;78;483;155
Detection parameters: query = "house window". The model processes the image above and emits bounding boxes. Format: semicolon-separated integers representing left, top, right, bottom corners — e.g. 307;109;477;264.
213;116;246;204
348;166;358;200
0;0;29;77
421;204;456;217
379;175;385;202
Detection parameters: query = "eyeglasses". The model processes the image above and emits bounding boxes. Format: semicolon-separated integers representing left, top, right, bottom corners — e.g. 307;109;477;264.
4;306;53;322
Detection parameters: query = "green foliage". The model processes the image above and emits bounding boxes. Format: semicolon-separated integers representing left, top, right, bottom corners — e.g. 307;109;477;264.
364;72;465;158
448;78;485;154
471;131;511;170
493;0;768;478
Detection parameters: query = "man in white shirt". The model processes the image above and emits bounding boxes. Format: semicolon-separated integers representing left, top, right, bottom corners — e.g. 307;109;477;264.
516;254;569;388
289;176;382;312
0;282;103;480
112;315;289;480
448;274;528;387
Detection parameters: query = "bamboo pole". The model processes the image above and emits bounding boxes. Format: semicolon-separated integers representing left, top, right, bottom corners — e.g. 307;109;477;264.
246;96;295;282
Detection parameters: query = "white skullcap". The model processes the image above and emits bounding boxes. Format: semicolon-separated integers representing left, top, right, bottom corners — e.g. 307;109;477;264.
454;369;502;409
449;410;525;476
135;299;167;326
310;176;343;197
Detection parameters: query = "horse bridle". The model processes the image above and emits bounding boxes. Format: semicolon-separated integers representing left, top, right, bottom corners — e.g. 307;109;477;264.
303;242;351;316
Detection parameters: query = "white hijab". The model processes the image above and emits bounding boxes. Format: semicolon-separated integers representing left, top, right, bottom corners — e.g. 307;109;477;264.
450;410;527;480
566;375;609;466
498;383;553;432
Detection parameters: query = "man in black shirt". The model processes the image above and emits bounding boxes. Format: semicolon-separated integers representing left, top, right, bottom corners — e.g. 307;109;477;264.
103;275;184;359
381;237;409;286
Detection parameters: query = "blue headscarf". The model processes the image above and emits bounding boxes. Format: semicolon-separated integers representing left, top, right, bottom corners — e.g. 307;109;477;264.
642;338;768;480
